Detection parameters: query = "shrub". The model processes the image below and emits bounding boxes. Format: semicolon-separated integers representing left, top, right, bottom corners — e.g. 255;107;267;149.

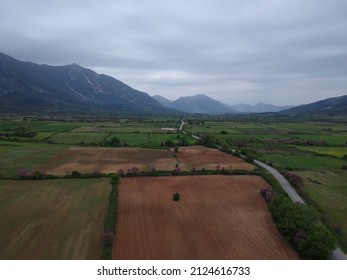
165;139;175;147
284;172;304;191
17;169;29;178
32;170;43;179
131;166;140;174
298;224;337;260
260;187;273;203
173;193;180;201
172;167;181;175
71;170;82;178
268;193;336;259
102;232;114;247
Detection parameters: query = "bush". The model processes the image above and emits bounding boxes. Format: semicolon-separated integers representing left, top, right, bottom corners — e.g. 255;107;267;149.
298;224;337;259
101;176;119;259
173;193;180;201
32;170;43;179
268;193;336;259
165;139;175;147
71;170;82;178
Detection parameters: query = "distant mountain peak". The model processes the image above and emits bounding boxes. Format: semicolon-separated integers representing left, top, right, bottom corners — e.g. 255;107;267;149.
67;63;83;70
0;52;176;114
281;94;347;115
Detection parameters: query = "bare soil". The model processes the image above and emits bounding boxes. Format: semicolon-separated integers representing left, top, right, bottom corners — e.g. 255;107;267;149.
177;146;255;171
42;146;254;175
43;147;177;175
113;175;298;260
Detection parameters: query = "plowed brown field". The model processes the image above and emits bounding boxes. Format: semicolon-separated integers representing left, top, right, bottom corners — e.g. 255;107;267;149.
177;146;255;171
43;147;176;175
113;175;298;260
42;146;254;175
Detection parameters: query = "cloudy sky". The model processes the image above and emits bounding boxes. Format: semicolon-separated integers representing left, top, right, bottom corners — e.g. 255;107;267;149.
1;0;347;105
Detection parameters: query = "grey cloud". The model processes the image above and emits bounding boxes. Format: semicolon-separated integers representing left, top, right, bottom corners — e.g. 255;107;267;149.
1;0;347;105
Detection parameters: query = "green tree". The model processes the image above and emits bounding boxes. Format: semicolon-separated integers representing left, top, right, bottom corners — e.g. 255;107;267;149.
298;224;337;259
165;139;175;147
201;133;217;148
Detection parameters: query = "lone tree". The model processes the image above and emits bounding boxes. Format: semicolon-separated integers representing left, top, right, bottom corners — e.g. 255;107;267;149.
172;192;180;201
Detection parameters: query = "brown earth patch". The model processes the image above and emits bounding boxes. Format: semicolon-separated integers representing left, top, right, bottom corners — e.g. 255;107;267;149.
42;147;177;175
177;146;255;171
113;175;298;260
42;146;254;175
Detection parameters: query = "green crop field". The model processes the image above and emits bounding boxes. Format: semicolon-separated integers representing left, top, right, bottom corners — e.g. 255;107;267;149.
0;121;81;132
0;142;68;177
48;132;110;145
0;178;111;259
260;154;346;170
105;132;196;147
295;170;347;250
296;146;347;158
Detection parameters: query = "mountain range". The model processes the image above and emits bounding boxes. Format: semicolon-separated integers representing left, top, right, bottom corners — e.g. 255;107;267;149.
1;52;346;115
281;95;347;115
0;52;173;114
153;94;293;114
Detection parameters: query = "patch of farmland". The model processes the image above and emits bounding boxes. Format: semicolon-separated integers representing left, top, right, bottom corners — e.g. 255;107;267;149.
295;170;347;251
43;147;177;175
296;146;347;158
42;146;254;175
177;146;255;171
260;154;346;170
48;132;109;145
0;178;111;259
0;142;68;176
113;175;298;260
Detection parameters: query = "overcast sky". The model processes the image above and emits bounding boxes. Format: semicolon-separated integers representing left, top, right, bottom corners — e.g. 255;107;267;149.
1;0;347;105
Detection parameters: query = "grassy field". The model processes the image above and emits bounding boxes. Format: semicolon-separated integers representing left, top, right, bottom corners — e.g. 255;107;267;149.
0;178;111;259
0;120;81;132
48;132;110;145
105;132;196;147
296;146;347;158
0;142;68;177
260;154;346;170
295;170;347;250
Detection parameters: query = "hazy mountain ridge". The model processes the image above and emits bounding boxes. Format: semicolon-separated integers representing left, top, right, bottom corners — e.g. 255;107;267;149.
153;94;292;114
281;95;347;115
1;52;345;116
0;52;174;114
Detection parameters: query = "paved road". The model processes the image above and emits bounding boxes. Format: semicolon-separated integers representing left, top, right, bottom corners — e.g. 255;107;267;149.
178;120;185;131
179;119;201;140
254;160;305;204
254;159;346;260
